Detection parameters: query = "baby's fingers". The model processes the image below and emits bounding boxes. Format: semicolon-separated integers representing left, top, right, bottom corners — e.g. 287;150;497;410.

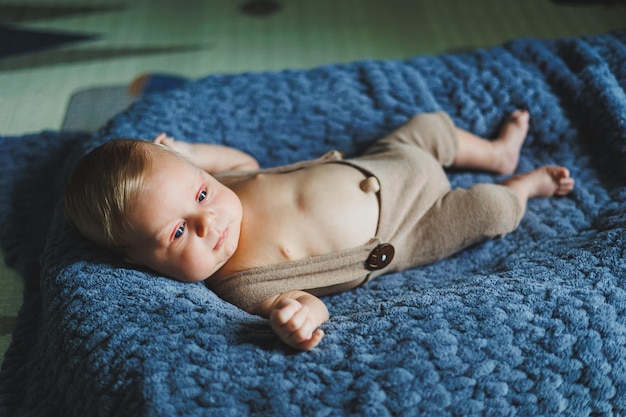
153;132;176;147
284;305;312;334
153;132;167;143
282;314;321;351
270;299;324;350
295;329;325;352
270;298;302;327
557;177;575;196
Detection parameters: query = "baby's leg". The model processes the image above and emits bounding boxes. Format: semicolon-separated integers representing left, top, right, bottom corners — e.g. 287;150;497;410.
405;183;524;266
500;165;575;216
400;163;573;267
453;110;529;175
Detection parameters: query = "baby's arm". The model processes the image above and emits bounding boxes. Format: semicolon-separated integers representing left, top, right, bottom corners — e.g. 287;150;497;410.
248;291;329;351
154;133;260;173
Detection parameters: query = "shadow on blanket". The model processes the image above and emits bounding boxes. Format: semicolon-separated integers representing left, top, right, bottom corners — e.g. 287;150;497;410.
1;31;625;416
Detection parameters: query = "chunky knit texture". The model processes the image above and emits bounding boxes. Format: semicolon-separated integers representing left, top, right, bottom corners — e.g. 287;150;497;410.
1;32;625;416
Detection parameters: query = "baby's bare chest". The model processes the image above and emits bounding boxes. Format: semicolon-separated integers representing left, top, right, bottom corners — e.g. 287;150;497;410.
232;164;380;268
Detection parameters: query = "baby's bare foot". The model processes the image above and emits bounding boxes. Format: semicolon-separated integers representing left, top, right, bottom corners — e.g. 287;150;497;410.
493;110;530;175
502;165;574;210
527;165;575;198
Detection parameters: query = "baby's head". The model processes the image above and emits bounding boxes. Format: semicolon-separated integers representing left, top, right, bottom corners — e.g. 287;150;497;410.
64;139;243;282
64;139;150;252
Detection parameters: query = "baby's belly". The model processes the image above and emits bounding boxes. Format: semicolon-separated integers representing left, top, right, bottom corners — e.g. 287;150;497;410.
292;163;380;257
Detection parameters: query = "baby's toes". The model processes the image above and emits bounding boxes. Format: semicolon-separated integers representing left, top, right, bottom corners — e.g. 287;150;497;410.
556;177;575;195
511;109;530;123
554;166;570;179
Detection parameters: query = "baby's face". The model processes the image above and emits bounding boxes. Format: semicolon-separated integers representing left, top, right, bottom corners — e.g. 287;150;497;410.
123;146;243;282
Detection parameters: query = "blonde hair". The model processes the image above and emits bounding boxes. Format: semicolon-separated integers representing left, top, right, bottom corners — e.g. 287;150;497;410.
64;139;154;252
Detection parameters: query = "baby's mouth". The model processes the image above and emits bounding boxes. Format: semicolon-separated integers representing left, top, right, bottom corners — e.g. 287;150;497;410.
213;227;229;250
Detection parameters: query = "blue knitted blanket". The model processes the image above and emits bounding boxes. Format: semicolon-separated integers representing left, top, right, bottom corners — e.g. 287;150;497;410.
1;31;625;416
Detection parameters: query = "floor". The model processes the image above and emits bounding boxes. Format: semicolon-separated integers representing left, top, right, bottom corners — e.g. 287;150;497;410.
1;0;624;362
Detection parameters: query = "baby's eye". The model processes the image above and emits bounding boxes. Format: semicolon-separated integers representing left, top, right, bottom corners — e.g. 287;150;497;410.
198;188;207;202
174;224;185;239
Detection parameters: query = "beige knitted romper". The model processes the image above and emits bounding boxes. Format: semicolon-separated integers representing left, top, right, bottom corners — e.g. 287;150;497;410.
211;112;523;309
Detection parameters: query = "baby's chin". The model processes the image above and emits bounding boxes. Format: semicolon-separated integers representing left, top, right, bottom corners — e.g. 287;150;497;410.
189;258;233;282
163;265;214;283
175;264;221;283
169;240;239;283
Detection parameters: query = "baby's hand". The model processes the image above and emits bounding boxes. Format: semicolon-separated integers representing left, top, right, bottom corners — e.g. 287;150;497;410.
270;297;325;351
153;133;193;158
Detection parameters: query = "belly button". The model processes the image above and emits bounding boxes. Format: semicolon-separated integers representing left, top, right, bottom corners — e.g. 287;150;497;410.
360;176;380;193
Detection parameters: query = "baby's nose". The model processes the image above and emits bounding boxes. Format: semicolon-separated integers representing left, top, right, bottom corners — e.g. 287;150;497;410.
196;212;217;237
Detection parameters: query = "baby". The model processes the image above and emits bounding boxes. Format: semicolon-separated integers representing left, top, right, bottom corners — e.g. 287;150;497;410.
64;111;574;351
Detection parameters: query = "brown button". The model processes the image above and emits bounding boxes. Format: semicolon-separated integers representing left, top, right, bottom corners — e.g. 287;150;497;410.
359;176;380;193
365;243;395;271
